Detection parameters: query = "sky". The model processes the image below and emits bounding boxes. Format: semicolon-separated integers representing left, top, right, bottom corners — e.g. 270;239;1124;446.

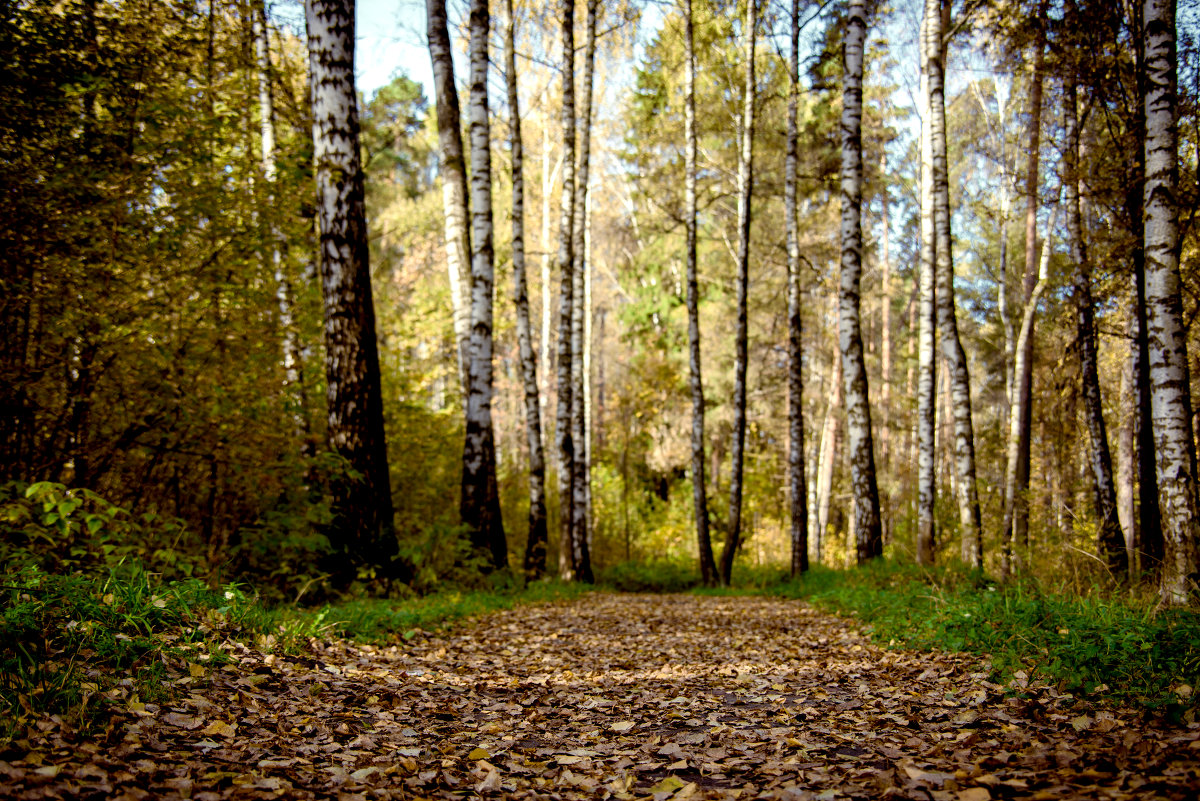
356;0;434;96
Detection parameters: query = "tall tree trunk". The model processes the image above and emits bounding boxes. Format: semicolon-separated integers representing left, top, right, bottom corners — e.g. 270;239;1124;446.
568;0;597;584
507;0;549;578
1010;0;1047;551
540;118;555;419
460;0;506;569
814;330;843;565
254;1;310;447
916;4;937;566
1121;0;1165;577
1143;0;1198;604
879;153;892;479
425;0;472;399
1064;63;1126;577
686;0;718;585
304;0;397;577
1003;204;1059;578
926;0;982;567
785;0;809;577
555;0;578;580
839;0;881;565
718;0;757;586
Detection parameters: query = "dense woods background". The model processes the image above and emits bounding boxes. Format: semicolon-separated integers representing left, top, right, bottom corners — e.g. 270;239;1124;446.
3;0;1199;606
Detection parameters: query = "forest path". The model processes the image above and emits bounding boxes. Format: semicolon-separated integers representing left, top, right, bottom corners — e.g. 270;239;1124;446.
5;593;1198;799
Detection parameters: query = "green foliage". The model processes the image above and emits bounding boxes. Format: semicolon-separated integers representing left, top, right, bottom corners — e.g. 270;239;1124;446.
0;481;204;580
769;560;1200;710
597;560;701;593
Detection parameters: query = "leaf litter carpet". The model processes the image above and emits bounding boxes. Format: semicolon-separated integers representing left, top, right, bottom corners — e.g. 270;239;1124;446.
4;594;1199;799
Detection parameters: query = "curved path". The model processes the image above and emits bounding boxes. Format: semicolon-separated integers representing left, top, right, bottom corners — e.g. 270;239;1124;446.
3;594;1198;798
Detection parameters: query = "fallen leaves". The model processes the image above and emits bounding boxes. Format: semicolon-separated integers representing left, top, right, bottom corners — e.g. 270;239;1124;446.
1;593;1198;799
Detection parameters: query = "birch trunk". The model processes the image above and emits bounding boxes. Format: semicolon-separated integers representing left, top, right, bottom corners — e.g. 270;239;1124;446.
507;0;549;578
686;0;718;585
838;0;881;565
1003;204;1059;578
425;0;472;398
1143;0;1198;604
878;153;891;476
568;0;597;584
304;0;397;574
554;0;577;580
1010;2;1047;551
460;0;507;569
718;0;757;586
1064;69;1125;577
926;0;982;567
254;1;309;445
785;0;809;576
916;5;937;566
1126;1;1166;573
815;344;844;564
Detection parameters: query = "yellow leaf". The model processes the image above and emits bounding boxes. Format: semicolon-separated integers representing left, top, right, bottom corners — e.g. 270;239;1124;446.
611;720;636;732
468;747;491;761
201;720;237;738
34;765;61;778
648;775;686;794
958;789;990;801
667;759;689;770
188;663;206;678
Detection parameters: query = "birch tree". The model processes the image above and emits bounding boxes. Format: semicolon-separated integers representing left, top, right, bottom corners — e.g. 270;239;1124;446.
718;0;757;586
1063;34;1125;576
838;0;882;564
1003;203;1059;578
507;0;549;578
254;0;309;445
460;0;506;569
555;0;578;580
1143;0;1198;604
425;0;472;397
1007;1;1047;553
570;0;597;584
304;0;397;574
685;0;718;585
916;4;937;566
926;0;982;567
785;0;808;577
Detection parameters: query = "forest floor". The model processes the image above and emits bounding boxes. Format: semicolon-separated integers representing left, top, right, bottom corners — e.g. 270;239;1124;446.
2;593;1198;800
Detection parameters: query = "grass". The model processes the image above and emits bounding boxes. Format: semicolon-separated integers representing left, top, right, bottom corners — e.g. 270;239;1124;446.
766;559;1200;714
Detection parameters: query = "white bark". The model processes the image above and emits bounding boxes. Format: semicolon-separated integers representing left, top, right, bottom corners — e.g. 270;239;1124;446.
839;0;881;564
1144;0;1198;604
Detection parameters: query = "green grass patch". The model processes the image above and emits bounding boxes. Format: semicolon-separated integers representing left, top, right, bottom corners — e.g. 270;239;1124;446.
767;559;1200;711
